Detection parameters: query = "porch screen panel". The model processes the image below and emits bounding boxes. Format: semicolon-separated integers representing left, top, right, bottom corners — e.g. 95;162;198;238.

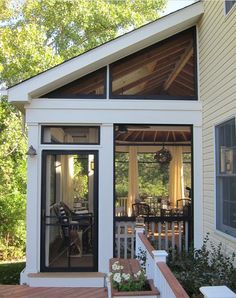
41;68;106;98
110;28;197;100
41;152;98;271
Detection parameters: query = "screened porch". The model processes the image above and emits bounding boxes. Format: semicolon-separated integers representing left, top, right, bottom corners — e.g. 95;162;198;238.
114;124;193;258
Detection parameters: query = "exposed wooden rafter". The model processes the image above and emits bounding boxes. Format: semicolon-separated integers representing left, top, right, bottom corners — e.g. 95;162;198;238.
112;40;189;79
163;42;193;91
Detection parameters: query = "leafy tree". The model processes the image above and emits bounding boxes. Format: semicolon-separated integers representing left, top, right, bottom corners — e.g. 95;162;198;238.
0;99;27;259
0;0;166;87
0;0;166;260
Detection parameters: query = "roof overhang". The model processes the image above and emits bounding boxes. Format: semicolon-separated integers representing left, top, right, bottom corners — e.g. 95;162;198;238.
7;1;204;108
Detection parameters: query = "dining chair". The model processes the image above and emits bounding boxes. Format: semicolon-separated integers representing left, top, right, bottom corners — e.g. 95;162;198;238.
53;203;83;267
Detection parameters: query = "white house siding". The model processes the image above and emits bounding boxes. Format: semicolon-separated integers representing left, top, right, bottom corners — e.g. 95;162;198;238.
198;0;236;254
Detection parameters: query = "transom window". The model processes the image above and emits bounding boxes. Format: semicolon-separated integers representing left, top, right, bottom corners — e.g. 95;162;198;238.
42;126;100;144
215;118;236;237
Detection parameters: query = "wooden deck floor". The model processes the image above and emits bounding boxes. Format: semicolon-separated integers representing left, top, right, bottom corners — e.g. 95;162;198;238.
0;285;108;298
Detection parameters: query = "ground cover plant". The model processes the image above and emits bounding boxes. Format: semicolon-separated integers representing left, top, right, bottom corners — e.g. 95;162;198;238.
168;234;236;297
0;262;25;285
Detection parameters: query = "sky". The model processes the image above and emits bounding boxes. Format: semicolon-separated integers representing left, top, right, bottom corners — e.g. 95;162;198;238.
162;0;196;15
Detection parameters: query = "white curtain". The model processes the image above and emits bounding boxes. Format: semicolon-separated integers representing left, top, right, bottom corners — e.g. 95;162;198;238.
168;146;184;207
127;146;139;216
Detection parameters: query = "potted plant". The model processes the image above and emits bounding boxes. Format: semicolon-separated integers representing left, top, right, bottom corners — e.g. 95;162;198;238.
108;260;159;298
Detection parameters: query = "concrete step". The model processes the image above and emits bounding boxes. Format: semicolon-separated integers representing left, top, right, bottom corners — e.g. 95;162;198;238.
27;272;106;287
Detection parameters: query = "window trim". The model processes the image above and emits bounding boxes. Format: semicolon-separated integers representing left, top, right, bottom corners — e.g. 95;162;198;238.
215;116;236;238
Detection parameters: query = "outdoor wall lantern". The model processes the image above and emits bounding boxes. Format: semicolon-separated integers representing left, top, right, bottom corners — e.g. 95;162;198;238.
26;145;37;157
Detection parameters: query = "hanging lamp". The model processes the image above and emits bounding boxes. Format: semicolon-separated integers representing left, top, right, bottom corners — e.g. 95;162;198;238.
154;145;172;165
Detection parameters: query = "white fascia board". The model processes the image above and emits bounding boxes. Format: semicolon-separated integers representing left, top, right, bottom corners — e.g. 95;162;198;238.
8;2;204;104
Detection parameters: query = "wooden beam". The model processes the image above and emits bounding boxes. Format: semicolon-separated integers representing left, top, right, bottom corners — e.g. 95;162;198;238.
163;43;193;91
112;42;187;80
180;65;194;77
114;68;172;95
181;132;187;141
168;83;192;97
111;31;193;79
174;78;194;91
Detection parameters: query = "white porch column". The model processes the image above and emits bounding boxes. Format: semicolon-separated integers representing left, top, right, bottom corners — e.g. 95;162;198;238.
193;125;203;248
21;123;40;283
99;123;113;273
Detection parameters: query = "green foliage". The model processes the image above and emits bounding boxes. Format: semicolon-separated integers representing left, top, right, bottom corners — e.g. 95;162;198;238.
0;0;166;261
115;153;129;197
136;248;147;272
0;261;25;285
0;98;27;260
183;153;191;191
168;234;236;297
73;156;88;199
115;153;169;198
0;0;166;87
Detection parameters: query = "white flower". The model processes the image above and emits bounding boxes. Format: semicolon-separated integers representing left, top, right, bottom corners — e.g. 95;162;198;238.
112;262;119;271
112;261;123;271
113;272;122;283
136;270;142;277
122;273;130;281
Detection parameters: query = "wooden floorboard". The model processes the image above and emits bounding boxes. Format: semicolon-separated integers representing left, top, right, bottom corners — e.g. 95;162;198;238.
0;285;108;298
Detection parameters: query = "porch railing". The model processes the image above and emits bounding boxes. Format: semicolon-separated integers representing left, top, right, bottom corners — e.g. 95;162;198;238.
148;219;190;252
115;221;135;259
136;227;189;298
115;217;192;259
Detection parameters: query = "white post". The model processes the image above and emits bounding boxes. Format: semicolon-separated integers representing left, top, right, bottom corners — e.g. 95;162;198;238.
99;124;113;273
152;250;168;263
135;226;145;257
21;123;40;284
152;250;168;288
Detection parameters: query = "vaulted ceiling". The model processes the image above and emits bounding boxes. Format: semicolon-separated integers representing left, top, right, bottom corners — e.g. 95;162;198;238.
111;28;196;98
42;28;196;99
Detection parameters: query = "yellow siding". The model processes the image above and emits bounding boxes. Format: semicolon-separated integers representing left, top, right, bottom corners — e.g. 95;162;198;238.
198;0;236;252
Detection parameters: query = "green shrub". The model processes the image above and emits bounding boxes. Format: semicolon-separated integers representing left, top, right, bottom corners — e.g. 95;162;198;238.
168;234;236;297
0;262;25;285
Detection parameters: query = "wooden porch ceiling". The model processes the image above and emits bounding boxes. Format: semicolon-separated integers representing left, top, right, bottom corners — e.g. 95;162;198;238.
115;125;191;145
111;29;195;97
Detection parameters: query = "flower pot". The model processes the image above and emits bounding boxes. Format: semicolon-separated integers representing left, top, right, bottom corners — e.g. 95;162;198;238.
112;279;159;298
